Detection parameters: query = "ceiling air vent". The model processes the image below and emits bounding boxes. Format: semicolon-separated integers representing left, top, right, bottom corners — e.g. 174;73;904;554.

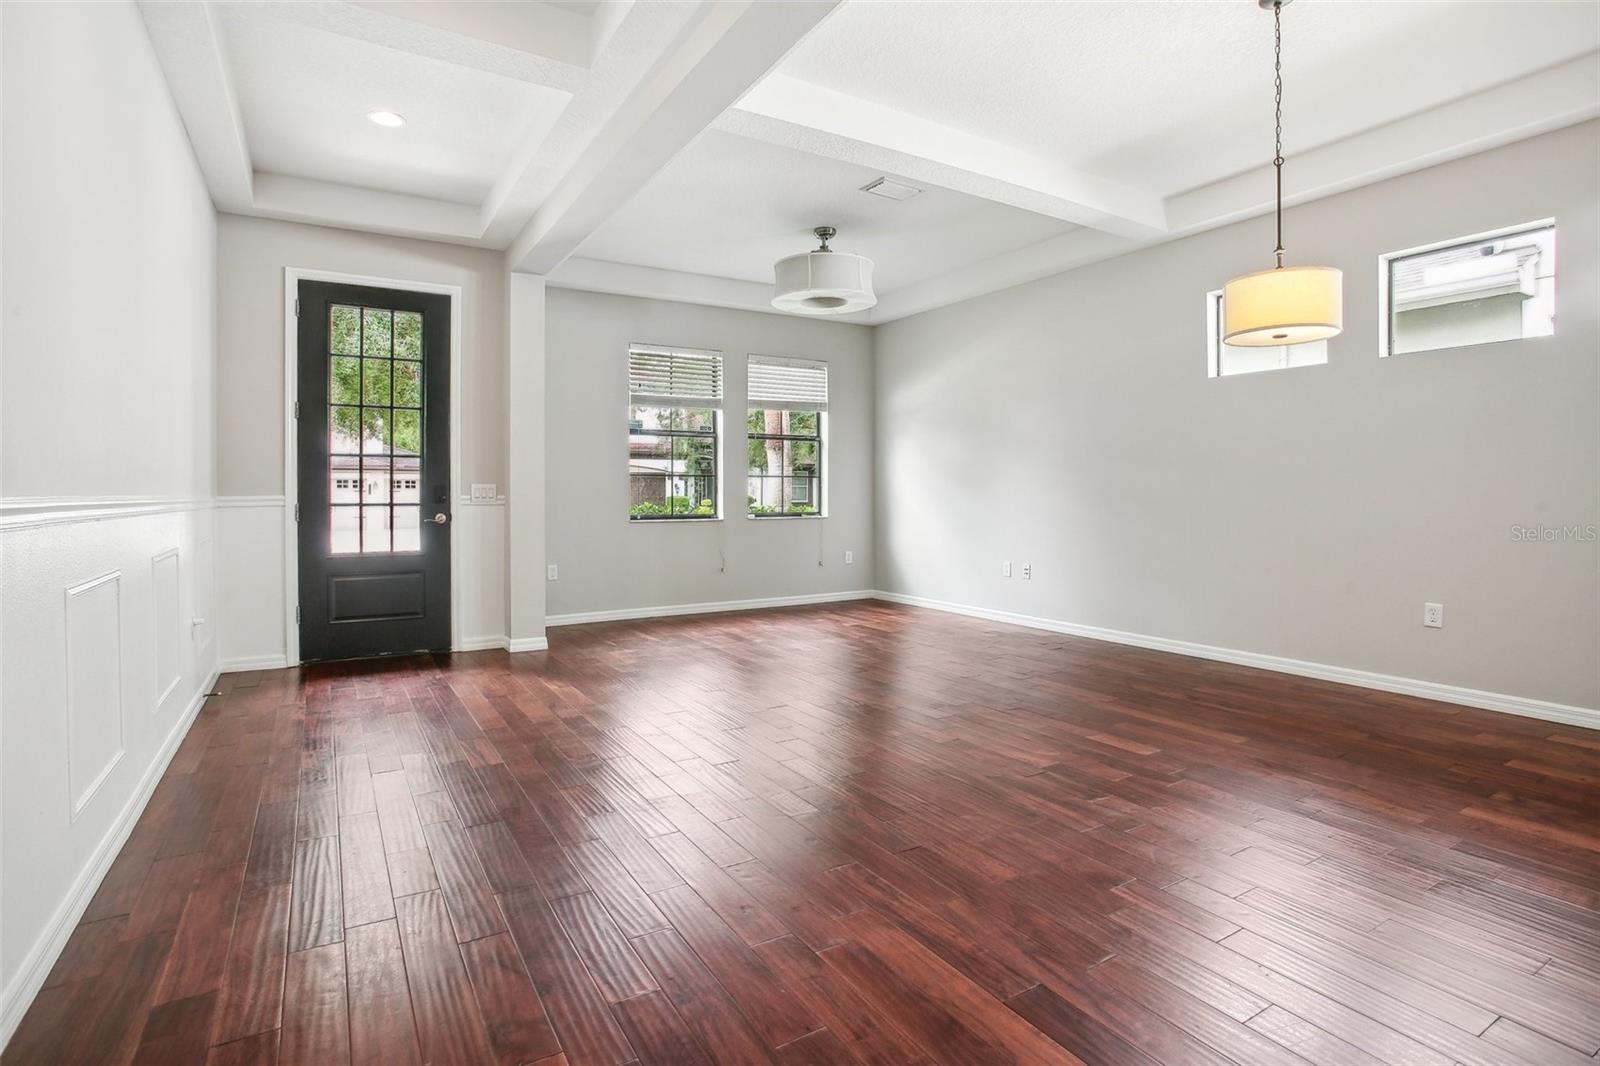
860;177;922;202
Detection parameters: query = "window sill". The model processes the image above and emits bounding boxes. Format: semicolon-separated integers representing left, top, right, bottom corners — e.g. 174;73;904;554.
629;516;723;524
746;513;827;520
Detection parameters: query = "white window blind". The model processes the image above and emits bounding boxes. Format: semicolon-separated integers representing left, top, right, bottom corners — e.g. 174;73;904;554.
629;345;723;406
748;355;828;412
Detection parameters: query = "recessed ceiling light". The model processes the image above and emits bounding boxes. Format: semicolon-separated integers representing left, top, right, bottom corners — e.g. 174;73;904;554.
860;177;922;201
367;110;406;128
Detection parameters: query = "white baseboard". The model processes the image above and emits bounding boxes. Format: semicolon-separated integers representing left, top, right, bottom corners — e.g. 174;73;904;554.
219;654;289;673
872;590;1600;731
546;589;874;628
0;666;219;1050
457;636;509;652
508;636;549;653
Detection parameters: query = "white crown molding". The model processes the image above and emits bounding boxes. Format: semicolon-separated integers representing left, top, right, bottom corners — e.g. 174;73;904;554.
0;666;219;1051
0;496;215;532
871;591;1599;732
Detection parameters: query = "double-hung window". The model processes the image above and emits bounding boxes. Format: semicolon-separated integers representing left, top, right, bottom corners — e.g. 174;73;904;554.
747;356;825;517
628;345;722;520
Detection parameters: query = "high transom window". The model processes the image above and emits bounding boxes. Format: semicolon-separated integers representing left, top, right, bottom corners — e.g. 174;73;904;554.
748;356;826;517
1380;221;1556;357
328;304;423;552
628;345;722;520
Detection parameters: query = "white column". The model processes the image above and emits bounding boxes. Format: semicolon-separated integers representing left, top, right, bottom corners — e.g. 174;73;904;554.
507;272;547;651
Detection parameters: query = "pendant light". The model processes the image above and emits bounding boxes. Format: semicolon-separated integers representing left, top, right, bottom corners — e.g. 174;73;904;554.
1222;0;1341;347
773;227;877;315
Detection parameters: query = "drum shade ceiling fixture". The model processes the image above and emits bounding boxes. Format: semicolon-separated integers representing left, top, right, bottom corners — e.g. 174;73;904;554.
773;227;877;315
1223;0;1342;347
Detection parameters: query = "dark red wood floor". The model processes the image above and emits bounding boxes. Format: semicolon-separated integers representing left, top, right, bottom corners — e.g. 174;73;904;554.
7;600;1599;1065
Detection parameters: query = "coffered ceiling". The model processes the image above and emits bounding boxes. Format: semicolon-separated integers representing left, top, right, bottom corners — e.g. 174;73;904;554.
141;0;1600;323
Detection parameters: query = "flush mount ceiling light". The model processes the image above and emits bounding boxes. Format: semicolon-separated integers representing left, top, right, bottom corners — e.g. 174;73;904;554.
1222;0;1342;347
772;227;877;315
366;110;406;128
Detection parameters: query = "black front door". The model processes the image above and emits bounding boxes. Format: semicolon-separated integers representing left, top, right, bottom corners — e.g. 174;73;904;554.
297;280;451;661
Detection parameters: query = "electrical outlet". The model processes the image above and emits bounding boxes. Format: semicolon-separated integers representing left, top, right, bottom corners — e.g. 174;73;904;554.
470;483;497;501
1002;561;1012;578
547;564;558;581
1423;602;1443;628
844;550;854;565
1021;563;1032;580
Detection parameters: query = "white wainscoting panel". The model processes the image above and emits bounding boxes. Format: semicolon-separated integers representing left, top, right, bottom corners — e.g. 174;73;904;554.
1;499;220;1049
457;498;507;650
217;495;509;665
64;572;125;819
152;548;182;709
215;496;288;671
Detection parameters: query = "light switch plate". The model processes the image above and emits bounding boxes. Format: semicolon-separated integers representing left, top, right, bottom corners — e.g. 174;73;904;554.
470;483;497;501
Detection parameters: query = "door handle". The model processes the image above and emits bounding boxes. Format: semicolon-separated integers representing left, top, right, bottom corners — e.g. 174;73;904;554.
430;512;450;525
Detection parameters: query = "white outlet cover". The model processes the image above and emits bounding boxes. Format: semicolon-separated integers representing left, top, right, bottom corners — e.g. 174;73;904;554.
547;564;558;581
844;550;854;564
1002;561;1012;577
1423;602;1443;628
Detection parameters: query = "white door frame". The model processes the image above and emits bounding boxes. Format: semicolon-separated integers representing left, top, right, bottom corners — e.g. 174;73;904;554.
282;267;464;666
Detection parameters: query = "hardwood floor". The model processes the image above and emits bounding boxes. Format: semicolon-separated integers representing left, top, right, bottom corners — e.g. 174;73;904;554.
7;600;1599;1066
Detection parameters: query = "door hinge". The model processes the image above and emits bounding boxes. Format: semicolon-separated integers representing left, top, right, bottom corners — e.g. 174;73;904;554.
293;400;299;419
296;605;301;623
294;298;300;318
294;503;300;522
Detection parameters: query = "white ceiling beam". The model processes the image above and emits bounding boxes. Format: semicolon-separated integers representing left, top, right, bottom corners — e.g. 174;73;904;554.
716;74;1168;240
507;0;843;275
137;0;254;212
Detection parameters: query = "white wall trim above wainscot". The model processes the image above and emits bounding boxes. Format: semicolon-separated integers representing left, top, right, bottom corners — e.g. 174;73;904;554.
0;496;215;532
0;665;221;1050
871;591;1600;732
213;495;287;509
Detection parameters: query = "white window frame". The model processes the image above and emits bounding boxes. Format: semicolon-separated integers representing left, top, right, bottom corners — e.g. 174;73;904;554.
1206;290;1328;379
626;344;724;523
746;355;828;520
1377;218;1556;359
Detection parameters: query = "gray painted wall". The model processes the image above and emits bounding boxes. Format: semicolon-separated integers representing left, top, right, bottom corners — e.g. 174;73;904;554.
874;120;1599;708
215;214;509;497
546;289;874;617
2;3;216;499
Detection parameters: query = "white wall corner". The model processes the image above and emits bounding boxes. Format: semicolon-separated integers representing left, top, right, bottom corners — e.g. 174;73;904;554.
507;272;548;648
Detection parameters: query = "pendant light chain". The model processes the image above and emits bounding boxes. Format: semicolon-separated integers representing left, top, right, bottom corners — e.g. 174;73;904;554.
1273;0;1285;268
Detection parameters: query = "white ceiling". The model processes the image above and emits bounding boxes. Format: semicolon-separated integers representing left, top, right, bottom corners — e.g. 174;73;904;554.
776;1;1600;198
138;0;1600;322
579;131;1078;290
220;6;571;205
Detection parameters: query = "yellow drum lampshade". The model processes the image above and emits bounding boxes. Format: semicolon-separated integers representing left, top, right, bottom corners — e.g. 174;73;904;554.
1222;264;1342;347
